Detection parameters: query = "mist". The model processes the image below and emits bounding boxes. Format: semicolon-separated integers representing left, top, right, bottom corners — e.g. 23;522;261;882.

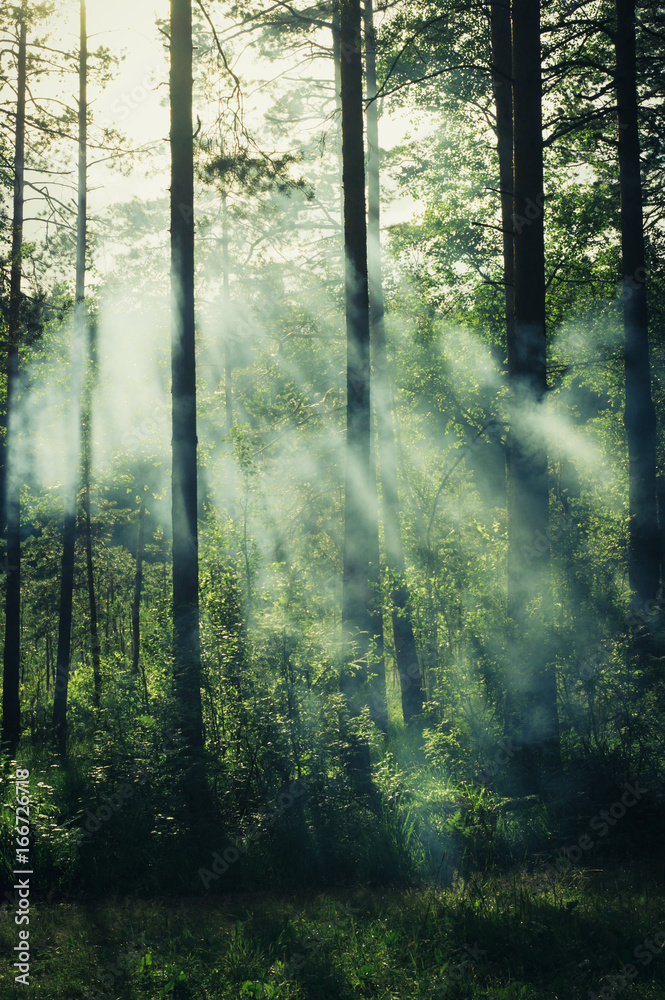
1;2;664;996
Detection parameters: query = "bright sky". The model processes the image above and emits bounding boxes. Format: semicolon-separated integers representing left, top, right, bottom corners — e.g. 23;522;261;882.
29;0;423;272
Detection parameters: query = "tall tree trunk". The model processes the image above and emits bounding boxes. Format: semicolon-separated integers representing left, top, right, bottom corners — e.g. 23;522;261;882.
1;18;27;752
339;0;380;778
360;0;387;731
490;0;514;363
83;460;101;707
490;0;516;734
81;309;101;707
364;0;423;728
332;5;344;234
53;0;87;745
616;0;660;617
221;183;236;515
170;0;203;751
507;0;559;794
131;498;145;675
658;476;665;596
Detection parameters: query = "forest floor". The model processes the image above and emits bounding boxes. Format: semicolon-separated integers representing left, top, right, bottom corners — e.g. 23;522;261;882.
1;858;664;999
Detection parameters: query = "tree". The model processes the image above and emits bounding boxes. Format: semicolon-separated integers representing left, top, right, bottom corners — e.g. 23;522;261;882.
339;0;383;774
53;0;88;746
365;0;424;726
506;0;560;792
615;0;660;617
131;495;146;677
489;0;513;358
1;13;26;751
170;0;204;751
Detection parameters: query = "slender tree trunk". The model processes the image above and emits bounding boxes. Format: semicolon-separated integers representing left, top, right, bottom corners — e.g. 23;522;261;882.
364;0;422;728
360;0;387;730
83;462;101;706
1;18;27;751
45;634;50;694
490;0;516;734
53;0;87;744
658;476;665;595
131;498;145;675
507;0;560;793
221;183;236;515
80;313;101;707
616;0;660;617
339;0;380;778
490;0;514;364
171;0;203;751
332;6;344;235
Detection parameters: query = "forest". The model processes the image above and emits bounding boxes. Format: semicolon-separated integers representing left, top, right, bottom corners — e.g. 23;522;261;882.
1;0;665;996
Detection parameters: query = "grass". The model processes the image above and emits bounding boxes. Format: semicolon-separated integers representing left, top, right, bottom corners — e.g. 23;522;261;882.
1;859;664;999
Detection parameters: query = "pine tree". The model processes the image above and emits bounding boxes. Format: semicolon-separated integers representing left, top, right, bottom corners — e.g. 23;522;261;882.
170;0;204;751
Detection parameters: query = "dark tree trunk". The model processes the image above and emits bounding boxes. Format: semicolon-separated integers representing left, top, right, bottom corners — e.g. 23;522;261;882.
83;461;101;707
2;18;27;752
81;311;101;707
221;184;236;515
46;633;52;694
53;0;87;745
339;0;380;777
53;511;76;744
616;0;660;616
490;0;514;363
658;476;665;595
490;0;516;733
332;5;344;234
362;6;387;734
364;0;423;728
170;0;203;751
507;0;560;793
131;499;145;675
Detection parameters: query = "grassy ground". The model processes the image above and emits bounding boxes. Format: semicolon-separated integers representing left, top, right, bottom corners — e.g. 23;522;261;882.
1;859;664;999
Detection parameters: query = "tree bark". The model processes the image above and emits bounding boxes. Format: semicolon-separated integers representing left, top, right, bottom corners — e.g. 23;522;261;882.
490;0;516;733
53;0;87;745
339;0;380;777
490;0;514;364
131;498;145;675
616;0;660;616
1;17;27;752
221;182;236;515
332;5;344;235
83;459;101;707
361;0;387;732
507;0;560;793
171;0;203;751
364;0;423;728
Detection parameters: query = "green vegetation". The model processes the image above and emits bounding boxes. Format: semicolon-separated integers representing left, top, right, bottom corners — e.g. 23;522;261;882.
1;0;665;996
